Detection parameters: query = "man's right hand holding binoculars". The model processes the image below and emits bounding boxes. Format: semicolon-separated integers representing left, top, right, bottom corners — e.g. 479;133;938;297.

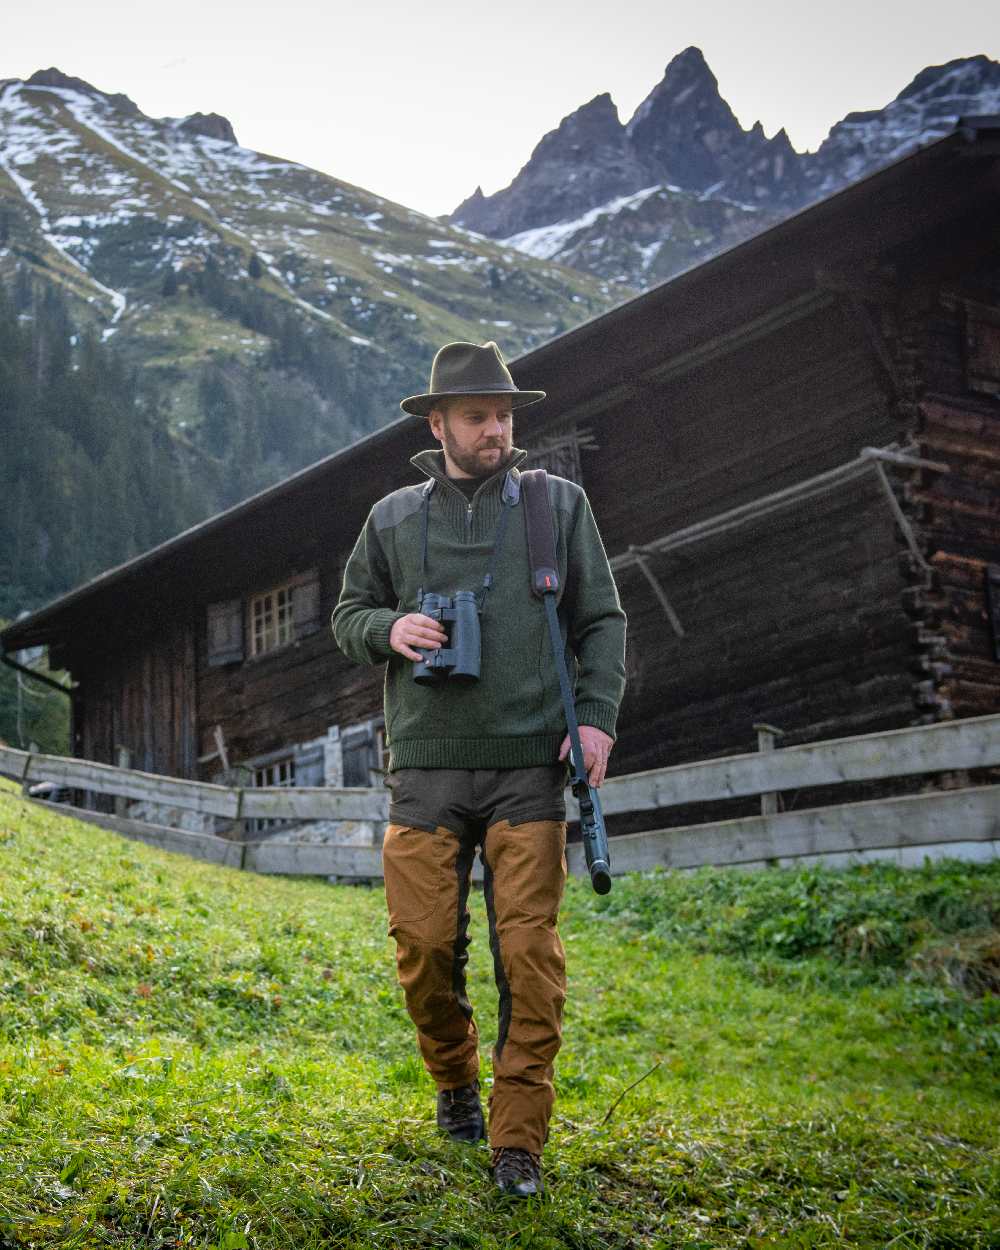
390;613;448;662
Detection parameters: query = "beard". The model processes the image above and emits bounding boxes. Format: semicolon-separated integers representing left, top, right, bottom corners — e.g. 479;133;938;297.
441;421;513;478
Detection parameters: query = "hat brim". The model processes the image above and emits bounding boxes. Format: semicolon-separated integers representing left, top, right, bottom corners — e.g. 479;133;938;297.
400;388;546;417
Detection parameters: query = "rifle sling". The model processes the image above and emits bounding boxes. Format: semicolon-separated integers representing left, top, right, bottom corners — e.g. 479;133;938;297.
521;468;589;789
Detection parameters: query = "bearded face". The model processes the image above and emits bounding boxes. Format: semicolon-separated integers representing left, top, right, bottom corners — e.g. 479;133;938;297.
430;396;514;477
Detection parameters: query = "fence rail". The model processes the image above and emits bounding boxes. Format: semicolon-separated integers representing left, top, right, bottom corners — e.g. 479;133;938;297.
572;712;1000;817
3;711;1000;879
0;746;387;820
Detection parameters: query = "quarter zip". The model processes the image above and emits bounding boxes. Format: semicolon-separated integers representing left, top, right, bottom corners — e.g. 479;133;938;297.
408;447;528;547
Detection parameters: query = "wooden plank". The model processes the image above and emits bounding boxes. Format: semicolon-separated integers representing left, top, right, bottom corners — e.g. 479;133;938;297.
10;715;1000;828
245;840;384;877
572;784;1000;876
246;785;1000;880
25;799;244;867
574;712;1000;818
16;753;239;817
0;744;32;782
17;784;1000;884
240;786;388;821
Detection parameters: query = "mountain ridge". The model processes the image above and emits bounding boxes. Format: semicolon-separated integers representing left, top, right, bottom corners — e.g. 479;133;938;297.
449;49;1000;289
0;67;622;620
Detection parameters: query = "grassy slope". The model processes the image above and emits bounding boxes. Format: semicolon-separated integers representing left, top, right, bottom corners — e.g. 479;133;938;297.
0;774;997;1249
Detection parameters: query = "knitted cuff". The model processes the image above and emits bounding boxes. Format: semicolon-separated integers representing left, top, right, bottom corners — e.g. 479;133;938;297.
364;609;407;659
575;701;619;741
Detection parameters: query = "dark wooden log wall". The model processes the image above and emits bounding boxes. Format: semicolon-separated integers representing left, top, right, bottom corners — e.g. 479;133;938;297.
74;613;198;788
587;300;915;785
64;259;997;803
194;576;378;778
69;297;923;803
909;259;1000;723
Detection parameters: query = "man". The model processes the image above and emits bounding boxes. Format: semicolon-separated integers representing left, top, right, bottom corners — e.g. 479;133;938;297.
332;340;626;1197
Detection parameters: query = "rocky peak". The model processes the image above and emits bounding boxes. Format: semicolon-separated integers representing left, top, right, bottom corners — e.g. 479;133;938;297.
451;91;646;239
448;48;1000;284
450;184;485;225
548;92;623;145
626;45;716;127
806;54;1000;198
25;67;140;115
898;53;1000;103
178;112;238;144
626;46;745;189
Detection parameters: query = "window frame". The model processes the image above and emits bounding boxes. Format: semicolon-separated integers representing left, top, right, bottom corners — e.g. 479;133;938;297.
247;751;297;835
248;580;297;658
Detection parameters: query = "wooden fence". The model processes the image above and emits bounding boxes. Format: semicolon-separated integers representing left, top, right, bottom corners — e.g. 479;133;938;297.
2;712;999;880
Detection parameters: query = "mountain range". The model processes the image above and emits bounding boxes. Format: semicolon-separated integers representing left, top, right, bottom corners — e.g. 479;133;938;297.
0;68;615;455
2;51;1000;625
450;49;1000;288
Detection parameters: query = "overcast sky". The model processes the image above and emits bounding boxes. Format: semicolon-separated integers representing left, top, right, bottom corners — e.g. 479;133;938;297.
4;0;999;219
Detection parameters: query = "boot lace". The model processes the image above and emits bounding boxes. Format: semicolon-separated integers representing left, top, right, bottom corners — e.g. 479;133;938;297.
492;1147;540;1182
444;1083;480;1116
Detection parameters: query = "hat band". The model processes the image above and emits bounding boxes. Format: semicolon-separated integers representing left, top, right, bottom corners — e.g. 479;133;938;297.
428;381;523;396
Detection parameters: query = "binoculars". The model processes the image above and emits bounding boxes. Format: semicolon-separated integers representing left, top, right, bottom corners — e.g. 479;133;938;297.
413;591;482;684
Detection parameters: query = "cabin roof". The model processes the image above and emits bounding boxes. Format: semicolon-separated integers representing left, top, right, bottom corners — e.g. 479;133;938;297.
4;116;1000;654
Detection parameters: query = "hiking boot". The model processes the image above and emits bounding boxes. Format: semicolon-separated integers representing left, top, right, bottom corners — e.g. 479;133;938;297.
492;1146;543;1197
436;1079;485;1142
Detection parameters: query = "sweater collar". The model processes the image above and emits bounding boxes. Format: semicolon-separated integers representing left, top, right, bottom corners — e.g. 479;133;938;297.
409;447;528;500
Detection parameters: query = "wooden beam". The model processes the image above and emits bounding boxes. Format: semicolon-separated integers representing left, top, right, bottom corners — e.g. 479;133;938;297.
244;841;383;877
7;714;1000;826
570;785;1000;876
754;723;784;816
570;711;1000;818
640;290;835;388
19;783;1000;882
25;799;245;868
0;749;240;818
239;787;388;821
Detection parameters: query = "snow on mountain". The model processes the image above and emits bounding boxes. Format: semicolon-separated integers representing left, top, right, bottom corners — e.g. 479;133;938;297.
451;51;1000;292
805;54;1000;197
502;186;665;261
0;67;618;435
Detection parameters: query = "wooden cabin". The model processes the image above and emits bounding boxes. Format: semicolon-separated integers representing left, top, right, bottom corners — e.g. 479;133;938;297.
4;118;999;833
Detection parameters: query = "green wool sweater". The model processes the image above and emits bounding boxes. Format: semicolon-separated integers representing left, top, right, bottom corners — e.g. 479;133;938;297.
331;447;627;770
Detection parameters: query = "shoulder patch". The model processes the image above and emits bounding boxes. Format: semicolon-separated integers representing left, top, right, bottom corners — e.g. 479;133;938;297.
546;473;583;515
372;485;427;533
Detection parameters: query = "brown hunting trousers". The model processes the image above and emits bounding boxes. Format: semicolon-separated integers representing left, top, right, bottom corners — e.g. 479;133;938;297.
382;765;568;1155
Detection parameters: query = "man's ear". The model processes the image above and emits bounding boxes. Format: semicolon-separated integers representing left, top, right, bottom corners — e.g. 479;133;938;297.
428;409;444;443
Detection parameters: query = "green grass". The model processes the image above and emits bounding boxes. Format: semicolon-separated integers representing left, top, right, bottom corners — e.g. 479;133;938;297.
1;774;998;1249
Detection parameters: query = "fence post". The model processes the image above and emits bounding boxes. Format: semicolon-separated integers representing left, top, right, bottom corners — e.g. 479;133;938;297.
114;747;132;816
753;723;785;816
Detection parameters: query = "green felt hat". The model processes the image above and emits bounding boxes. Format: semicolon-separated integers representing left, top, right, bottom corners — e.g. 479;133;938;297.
400;340;546;417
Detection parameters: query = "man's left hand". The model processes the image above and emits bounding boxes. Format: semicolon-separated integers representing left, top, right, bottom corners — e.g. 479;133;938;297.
558;725;614;788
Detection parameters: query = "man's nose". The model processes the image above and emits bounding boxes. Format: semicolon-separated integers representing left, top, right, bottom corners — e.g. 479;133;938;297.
486;415;504;436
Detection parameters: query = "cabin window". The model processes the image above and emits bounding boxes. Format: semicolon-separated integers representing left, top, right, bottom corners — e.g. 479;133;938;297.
250;583;296;656
248;754;296;834
254;756;295;789
207;569;320;668
207;599;244;666
340;715;388;787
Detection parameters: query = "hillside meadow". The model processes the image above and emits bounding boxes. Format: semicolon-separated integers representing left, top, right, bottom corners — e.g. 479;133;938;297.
0;774;997;1249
